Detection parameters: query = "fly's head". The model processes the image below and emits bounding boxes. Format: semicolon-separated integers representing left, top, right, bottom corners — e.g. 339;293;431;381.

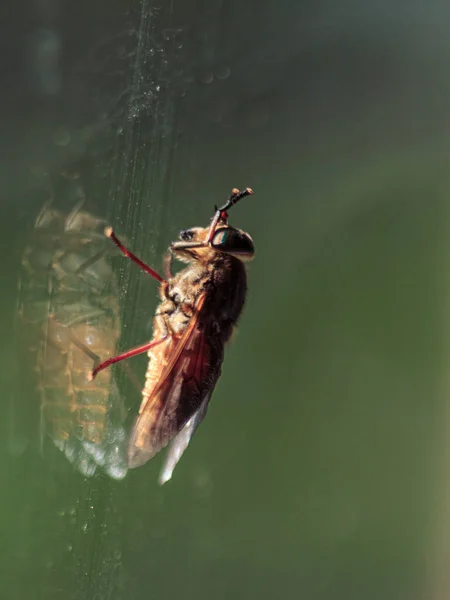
170;226;208;264
170;188;255;264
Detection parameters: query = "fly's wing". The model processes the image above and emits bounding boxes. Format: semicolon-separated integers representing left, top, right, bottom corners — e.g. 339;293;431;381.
128;293;224;468
158;391;211;485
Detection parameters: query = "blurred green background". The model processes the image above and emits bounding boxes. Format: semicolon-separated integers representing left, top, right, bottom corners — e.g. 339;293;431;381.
1;0;450;599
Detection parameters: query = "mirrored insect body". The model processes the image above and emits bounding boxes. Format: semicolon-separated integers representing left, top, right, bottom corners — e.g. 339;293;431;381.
17;200;128;479
91;187;255;484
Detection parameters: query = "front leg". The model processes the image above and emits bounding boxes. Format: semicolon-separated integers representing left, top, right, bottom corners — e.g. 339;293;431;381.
89;335;168;380
105;227;164;283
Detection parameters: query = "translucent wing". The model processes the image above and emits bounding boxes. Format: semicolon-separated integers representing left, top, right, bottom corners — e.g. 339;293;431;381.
158;391;211;485
128;293;224;468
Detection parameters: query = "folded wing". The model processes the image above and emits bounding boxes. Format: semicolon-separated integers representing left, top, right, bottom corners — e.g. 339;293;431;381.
128;294;224;468
158;390;211;485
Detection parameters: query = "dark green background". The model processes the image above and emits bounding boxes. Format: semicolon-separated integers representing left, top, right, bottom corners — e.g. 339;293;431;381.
1;1;450;599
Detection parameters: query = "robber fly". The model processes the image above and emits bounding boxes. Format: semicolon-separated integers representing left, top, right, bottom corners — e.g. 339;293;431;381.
90;187;255;484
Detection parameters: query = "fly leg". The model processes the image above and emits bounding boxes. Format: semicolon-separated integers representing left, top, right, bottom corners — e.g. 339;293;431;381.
89;310;178;382
89;336;168;381
67;331;142;394
104;227;165;283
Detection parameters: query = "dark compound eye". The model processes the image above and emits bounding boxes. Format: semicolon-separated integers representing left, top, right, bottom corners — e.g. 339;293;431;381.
180;229;194;241
211;227;254;258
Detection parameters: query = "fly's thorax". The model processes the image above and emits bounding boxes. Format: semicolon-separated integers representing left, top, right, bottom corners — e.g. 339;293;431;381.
166;262;210;308
167;310;191;335
171;252;248;334
161;237;249;334
207;253;249;327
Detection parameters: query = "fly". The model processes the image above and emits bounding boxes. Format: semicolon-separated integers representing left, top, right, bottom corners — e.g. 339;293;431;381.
90;187;255;484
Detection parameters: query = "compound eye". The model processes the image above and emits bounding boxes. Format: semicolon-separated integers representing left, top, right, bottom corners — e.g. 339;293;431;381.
211;227;255;258
180;229;194;241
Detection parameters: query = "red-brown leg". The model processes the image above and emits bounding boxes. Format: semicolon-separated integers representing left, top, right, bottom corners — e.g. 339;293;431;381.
105;227;164;283
69;330;143;394
89;336;168;381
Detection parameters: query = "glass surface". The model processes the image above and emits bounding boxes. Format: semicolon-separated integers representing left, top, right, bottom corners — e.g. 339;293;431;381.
1;1;450;599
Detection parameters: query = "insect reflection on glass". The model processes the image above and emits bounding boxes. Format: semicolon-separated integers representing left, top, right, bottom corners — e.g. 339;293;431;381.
17;200;128;479
90;188;255;484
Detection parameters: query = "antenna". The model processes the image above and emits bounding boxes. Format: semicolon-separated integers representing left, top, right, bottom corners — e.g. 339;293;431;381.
217;187;253;214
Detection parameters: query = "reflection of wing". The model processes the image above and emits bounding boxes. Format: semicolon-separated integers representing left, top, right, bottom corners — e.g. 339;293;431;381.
158;391;211;485
128;293;224;468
